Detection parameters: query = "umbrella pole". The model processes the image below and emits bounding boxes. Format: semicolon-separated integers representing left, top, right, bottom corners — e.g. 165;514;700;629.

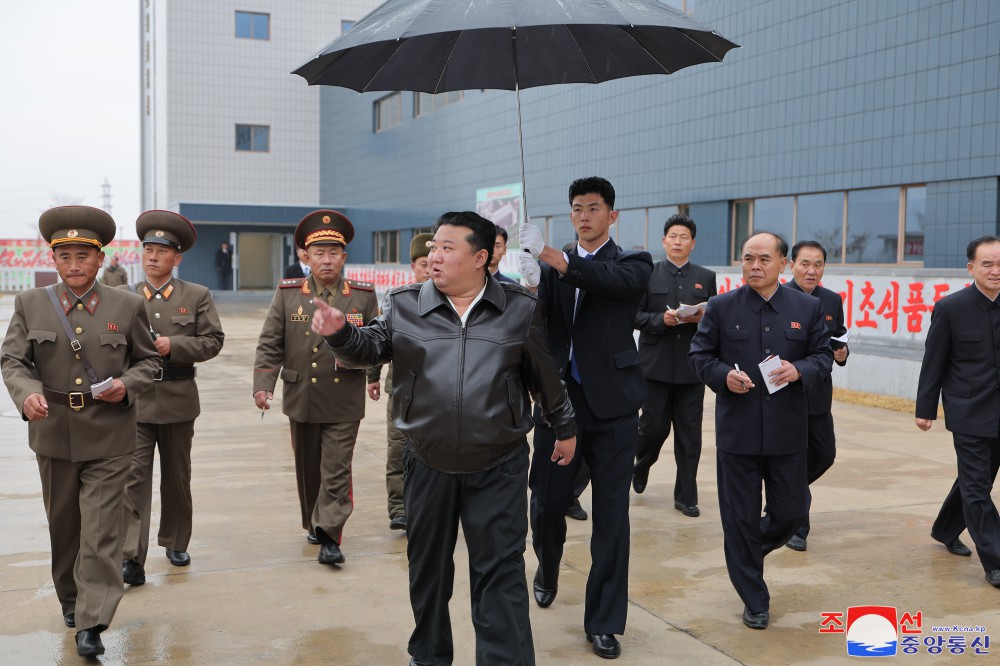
512;29;528;227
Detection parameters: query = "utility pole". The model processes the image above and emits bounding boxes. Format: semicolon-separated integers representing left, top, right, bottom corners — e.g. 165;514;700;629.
101;178;119;240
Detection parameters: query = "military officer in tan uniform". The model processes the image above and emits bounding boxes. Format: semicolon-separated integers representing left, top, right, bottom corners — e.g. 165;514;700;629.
121;211;225;586
1;206;159;657
383;232;433;532
253;210;378;565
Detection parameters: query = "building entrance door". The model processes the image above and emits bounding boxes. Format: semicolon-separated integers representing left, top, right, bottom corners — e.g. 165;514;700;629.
238;233;282;289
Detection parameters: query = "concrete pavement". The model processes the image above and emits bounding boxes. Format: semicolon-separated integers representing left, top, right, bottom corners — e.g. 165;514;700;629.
1;295;998;664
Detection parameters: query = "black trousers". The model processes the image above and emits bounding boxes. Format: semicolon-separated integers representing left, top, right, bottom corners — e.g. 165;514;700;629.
716;449;807;613
529;378;637;635
635;379;705;506
796;411;837;539
930;433;1000;572
404;443;534;666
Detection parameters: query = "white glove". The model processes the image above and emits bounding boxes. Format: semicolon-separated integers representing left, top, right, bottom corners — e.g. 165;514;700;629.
518;253;541;288
518;223;544;259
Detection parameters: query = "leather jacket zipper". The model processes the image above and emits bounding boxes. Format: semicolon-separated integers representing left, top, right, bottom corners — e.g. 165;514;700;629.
456;321;467;472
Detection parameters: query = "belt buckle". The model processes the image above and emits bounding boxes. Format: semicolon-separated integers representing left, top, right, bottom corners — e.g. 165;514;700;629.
153;367;164;382
68;392;85;411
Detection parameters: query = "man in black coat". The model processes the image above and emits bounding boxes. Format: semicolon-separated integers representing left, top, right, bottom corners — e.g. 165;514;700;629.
519;176;652;659
633;213;716;517
284;248;310;279
689;232;832;630
916;236;1000;588
783;241;849;551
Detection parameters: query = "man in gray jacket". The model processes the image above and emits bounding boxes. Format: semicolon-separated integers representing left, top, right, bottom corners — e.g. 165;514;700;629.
311;211;576;666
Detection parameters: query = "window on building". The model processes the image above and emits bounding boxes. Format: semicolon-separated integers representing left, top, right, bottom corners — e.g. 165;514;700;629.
795;192;845;261
753;196;794;247
615;209;647;252
236;11;269;40
341;20;354;33
846;187;899;264
903;186;926;261
548;215;575;251
235;124;270;152
731;201;751;262
415;91;464;116
375;93;402;132
374;230;400;263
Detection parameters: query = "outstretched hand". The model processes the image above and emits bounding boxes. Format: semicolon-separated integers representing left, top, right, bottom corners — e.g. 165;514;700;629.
310;298;347;336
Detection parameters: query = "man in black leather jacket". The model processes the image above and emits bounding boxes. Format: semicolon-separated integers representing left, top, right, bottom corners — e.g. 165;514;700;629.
311;211;576;666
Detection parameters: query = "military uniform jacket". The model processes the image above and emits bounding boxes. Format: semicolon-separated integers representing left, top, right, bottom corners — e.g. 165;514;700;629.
100;265;129;287
126;278;225;424
253;275;378;424
916;285;1000;438
786;280;849;415
634;260;717;385
1;282;160;462
689;284;833;456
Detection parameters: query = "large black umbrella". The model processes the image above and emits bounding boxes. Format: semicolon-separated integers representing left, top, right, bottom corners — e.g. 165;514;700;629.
293;0;739;214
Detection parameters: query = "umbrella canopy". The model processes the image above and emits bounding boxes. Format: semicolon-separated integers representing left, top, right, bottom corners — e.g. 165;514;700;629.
293;0;739;93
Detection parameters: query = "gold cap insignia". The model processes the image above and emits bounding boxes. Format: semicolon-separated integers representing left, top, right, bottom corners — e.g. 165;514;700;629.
322;215;331;224
155;230;165;238
67;229;79;237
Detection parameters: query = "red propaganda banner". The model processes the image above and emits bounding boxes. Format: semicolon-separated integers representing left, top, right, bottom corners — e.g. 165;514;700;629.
0;239;141;269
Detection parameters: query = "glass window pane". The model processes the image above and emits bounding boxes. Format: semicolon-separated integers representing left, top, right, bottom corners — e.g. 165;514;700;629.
616;209;646;252
846;187;899;263
647;206;680;262
252;126;269;152
796;192;844;261
904;186;926;261
548;215;575;251
235;124;251;150
732;201;750;261
253;13;269;40
235;12;252;38
753;197;794;248
341;20;354;34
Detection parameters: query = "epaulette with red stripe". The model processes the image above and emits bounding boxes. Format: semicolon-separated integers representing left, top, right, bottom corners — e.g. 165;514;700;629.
279;278;307;289
347;279;375;291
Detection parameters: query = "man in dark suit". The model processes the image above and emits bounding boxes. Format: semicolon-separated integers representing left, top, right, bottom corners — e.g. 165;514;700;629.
284;248;311;279
916;236;1000;587
519;176;653;659
490;224;517;283
689;232;832;630
214;242;233;290
783;240;849;551
633;214;716;517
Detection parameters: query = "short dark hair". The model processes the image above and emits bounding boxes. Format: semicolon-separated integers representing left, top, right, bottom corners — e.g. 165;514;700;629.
791;240;827;262
568;176;615;209
967;236;1000;261
663;214;696;239
494;224;508;244
434;211;495;270
742;231;789;258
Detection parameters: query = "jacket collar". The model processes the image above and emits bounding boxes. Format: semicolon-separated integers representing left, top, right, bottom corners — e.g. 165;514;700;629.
417;274;505;317
745;283;785;313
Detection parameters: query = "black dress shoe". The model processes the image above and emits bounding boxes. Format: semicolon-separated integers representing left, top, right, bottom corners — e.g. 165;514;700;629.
123;559;146;586
986;569;1000;587
166;548;191;566
63;611;75;628
786;534;807;551
673;501;700;517
566;498;588;521
76;628;105;657
408;659;433;666
306;531;320;545
389;514;408;531
533;570;557;608
318;542;346;565
742;606;769;629
586;633;621;659
945;538;972;557
632;466;649;494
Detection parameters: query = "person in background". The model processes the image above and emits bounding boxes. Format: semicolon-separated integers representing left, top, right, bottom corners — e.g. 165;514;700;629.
490;224;517;283
284;248;311;279
215;241;233;290
100;253;129;287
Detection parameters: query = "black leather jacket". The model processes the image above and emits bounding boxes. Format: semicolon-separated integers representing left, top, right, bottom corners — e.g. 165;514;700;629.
327;277;576;473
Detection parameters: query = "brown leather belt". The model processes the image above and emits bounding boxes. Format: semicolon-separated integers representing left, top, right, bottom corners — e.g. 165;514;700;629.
154;366;197;381
42;387;98;411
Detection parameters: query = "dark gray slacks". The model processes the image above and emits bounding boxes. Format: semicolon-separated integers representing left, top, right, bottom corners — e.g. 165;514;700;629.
37;452;130;631
384;369;406;520
404;444;534;666
123;420;196;564
289;419;360;544
717;449;807;613
934;434;1000;571
635;378;706;506
795;410;837;539
931;434;1000;556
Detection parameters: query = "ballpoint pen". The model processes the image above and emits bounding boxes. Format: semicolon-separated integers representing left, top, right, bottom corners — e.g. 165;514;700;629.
735;363;746;390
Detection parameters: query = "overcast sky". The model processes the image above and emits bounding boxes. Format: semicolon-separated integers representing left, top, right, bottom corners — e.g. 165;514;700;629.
0;0;139;239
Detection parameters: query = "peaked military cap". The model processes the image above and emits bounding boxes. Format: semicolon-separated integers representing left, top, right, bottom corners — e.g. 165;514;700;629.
410;233;433;262
294;210;354;250
39;205;116;249
136;210;197;252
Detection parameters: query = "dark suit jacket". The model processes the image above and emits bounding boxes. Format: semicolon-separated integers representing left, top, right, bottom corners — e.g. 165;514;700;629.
634;260;717;384
786;280;848;414
494;271;517;284
689;284;833;456
537;240;653;420
284;263;307;279
915;285;1000;438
